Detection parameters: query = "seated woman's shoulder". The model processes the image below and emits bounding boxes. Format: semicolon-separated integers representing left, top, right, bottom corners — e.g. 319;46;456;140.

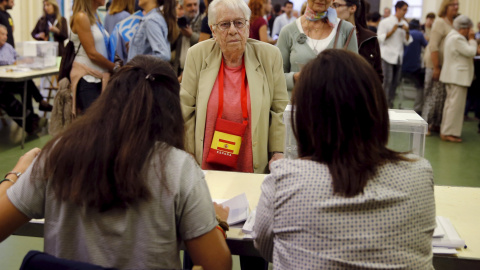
270;158;327;176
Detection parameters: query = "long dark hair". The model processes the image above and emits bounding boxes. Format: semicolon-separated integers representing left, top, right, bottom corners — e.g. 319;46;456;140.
158;0;180;43
291;49;410;197
33;55;184;211
344;0;367;28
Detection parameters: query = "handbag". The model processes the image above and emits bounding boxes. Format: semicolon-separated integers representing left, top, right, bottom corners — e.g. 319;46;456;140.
58;38;81;81
206;59;248;169
333;19;356;49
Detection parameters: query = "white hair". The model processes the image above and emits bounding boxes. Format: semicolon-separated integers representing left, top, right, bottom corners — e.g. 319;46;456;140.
0;24;7;32
453;14;473;30
208;0;251;27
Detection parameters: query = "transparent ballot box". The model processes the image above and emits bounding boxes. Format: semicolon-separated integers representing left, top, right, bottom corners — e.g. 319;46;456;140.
387;109;427;157
284;107;427;159
16;41;58;69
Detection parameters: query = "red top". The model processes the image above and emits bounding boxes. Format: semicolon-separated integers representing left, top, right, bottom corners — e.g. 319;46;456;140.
249;17;268;41
202;63;253;173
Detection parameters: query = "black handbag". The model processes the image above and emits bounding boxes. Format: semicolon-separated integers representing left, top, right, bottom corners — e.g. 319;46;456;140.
58;40;81;81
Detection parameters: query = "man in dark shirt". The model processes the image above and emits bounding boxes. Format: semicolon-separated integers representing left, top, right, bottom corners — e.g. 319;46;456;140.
0;0;14;47
402;19;428;114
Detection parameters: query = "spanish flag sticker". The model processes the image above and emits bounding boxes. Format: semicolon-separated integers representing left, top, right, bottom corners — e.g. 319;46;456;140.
211;131;242;155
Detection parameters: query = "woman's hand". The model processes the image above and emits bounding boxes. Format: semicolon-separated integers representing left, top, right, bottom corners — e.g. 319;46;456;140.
293;72;301;83
269;152;284;170
49;25;60;34
35;32;46;40
12;148;41;174
213;202;229;221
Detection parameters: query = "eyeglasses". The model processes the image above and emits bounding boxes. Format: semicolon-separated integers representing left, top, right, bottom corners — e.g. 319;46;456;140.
332;3;349;8
448;3;459;7
213;19;247;31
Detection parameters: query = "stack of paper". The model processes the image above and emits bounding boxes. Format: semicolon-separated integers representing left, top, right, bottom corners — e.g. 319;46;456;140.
432;216;465;254
216;193;250;225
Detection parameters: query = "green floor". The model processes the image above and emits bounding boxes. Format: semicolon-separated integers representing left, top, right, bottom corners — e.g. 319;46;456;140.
0;96;479;269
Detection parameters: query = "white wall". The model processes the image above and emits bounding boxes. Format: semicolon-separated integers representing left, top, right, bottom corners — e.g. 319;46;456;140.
9;0;43;45
380;0;480;25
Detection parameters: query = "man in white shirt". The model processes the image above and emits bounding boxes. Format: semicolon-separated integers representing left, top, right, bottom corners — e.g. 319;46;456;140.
377;0;413;108
271;1;295;39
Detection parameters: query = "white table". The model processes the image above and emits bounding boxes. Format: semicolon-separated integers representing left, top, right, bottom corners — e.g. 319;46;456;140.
13;171;480;268
0;66;59;148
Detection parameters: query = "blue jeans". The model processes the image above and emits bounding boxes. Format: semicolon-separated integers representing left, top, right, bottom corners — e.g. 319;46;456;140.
382;60;402;108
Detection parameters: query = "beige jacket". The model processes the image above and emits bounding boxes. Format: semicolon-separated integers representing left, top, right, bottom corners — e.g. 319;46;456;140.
70;61;110;115
440;30;477;88
180;39;289;173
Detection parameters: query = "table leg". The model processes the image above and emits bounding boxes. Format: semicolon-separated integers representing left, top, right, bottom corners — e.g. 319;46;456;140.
21;80;27;149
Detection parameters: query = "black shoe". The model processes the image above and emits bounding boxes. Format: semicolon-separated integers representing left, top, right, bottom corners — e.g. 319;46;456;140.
39;101;53;112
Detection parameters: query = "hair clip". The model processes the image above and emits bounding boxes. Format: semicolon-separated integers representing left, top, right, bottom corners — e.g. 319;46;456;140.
145;74;155;81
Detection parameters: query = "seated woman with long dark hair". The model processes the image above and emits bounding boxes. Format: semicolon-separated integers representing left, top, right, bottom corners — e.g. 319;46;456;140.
254;49;436;269
0;55;231;270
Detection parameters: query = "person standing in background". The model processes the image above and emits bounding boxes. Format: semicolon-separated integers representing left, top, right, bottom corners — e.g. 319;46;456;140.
439;15;479;142
268;3;281;36
382;7;390;19
366;11;380;33
422;0;458;135
198;0;214;42
31;0;68;56
0;0;14;47
70;0;115;113
402;19;428;115
334;0;383;82
377;0;412;108
127;0;178;61
271;1;295;39
475;21;480;40
104;0;134;34
248;0;275;44
422;12;435;41
172;0;203;79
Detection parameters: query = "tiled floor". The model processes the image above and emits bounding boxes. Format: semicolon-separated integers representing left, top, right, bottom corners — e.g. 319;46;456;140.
1;94;479;269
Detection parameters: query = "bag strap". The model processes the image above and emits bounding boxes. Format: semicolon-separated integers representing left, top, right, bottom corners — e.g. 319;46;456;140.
217;58;248;125
343;26;356;50
69;31;82;56
333;19;343;49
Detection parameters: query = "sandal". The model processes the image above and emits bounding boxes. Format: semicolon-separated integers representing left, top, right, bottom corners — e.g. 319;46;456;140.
440;134;462;143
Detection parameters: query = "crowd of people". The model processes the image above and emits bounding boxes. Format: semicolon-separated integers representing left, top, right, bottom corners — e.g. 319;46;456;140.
0;0;480;269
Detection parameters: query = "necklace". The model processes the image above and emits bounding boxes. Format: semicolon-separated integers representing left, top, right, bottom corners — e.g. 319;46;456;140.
304;18;323;54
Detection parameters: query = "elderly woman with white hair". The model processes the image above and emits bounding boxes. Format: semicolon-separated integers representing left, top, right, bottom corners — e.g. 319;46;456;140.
180;0;289;174
439;15;480;142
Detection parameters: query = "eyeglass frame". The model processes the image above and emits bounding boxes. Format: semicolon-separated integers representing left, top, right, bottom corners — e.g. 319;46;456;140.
213;18;248;31
332;3;350;8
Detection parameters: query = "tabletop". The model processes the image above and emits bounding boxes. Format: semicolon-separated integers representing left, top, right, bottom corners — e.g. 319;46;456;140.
0;65;59;82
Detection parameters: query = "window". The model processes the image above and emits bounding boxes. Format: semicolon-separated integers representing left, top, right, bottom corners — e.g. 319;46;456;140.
392;0;423;19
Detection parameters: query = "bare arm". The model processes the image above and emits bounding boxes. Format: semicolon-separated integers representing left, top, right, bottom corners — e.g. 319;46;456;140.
0;148;41;242
185;228;232;270
431;51;440;81
258;25;276;45
72;12;114;71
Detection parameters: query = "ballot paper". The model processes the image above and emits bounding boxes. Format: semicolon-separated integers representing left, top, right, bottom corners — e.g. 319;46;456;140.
432;216;466;252
216;193;250;225
242;208;256;234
